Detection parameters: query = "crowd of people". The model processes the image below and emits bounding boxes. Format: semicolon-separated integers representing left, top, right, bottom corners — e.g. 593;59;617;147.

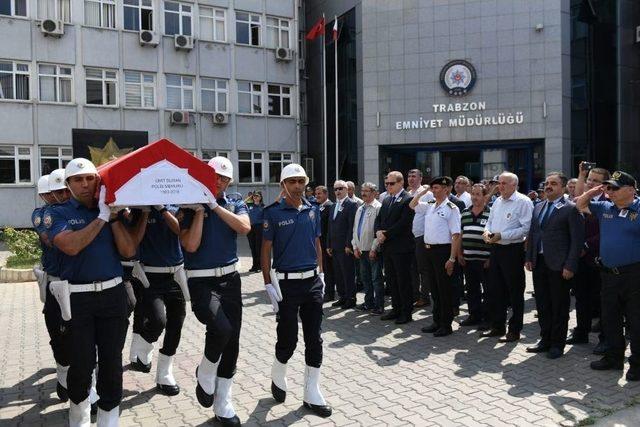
30;154;640;426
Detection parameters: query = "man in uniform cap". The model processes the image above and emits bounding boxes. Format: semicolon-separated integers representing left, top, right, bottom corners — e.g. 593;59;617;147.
261;163;332;418
576;171;640;380
410;177;462;336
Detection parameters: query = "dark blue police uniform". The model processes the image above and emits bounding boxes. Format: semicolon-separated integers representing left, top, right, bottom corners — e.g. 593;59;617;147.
33;205;71;400
589;198;640;370
262;198;324;367
46;198;128;412
247;202;264;270
179;195;248;379
139;206;186;358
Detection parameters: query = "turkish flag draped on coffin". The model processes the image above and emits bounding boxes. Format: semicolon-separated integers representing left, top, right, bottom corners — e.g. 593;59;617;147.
97;138;218;206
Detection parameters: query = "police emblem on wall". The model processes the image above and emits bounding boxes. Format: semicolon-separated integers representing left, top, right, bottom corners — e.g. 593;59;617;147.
439;60;477;96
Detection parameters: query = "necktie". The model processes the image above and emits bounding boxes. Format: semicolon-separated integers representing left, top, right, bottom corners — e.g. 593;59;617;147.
357;207;366;239
540;201;553;229
333;201;340;220
390;196;396;205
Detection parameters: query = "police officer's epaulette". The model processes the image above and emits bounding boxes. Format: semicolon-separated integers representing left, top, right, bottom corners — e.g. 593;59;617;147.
264;201;280;210
427;200;436;204
447;201;456;209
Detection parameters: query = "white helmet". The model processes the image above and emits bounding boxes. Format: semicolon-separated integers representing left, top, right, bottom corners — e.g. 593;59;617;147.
208;156;234;182
37;175;50;194
65;158;98;181
48;168;67;191
280;163;309;185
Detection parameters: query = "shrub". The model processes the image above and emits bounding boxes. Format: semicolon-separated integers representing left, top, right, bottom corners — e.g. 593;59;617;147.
2;228;42;264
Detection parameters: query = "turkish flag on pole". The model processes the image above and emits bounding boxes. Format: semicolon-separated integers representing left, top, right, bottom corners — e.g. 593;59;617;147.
305;16;325;40
332;17;339;41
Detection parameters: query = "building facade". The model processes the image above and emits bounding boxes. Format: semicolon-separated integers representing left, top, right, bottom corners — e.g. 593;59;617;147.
0;0;302;227
304;0;640;192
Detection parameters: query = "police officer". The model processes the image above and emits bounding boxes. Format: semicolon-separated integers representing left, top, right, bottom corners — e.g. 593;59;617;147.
46;158;136;426
130;204;187;396
261;164;332;418
33;173;72;402
410;177;462;337
576;171;640;380
179;156;250;426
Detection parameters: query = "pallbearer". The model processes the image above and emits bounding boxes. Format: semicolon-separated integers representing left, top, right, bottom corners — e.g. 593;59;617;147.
261;164;332;418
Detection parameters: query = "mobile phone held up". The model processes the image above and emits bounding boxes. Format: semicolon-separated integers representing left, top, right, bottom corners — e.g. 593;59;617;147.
583;162;596;171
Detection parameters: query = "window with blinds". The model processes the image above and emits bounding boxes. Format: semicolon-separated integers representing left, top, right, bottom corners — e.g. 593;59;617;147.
124;71;155;108
85;0;115;28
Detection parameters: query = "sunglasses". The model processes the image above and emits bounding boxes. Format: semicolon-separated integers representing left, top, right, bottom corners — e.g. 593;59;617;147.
384;181;397;186
334;187;345;191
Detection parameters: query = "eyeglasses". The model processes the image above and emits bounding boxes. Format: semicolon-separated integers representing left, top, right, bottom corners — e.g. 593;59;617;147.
384;182;397;186
334;187;345;191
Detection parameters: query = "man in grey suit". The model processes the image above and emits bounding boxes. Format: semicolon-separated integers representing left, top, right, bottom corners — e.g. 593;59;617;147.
525;172;585;359
327;180;358;309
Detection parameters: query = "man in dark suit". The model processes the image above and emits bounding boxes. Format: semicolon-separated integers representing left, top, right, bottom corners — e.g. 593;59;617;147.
374;171;415;323
315;185;336;302
525;172;585;359
327;180;358;309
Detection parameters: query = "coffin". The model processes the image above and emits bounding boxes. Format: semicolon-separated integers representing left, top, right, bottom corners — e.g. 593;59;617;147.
97;138;217;206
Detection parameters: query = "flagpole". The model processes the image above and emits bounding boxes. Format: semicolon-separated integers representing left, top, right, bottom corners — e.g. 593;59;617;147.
322;13;327;186
334;16;339;181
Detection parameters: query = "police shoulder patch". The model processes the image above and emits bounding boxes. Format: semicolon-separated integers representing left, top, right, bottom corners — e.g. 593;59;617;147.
263;219;270;229
34;216;42;227
43;214;53;228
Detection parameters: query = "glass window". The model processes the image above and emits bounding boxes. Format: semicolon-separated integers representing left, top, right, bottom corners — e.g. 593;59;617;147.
166;74;194;110
201;78;227;112
38;64;72;103
124;70;155;108
237;81;262;114
266;16;290;48
40;146;72;175
267;84;291;117
164;0;191;36
0;0;27;17
84;0;115;28
238;151;263;184
201;149;228;162
37;0;70;22
85;67;117;106
123;0;153;31
268;152;293;183
0;145;32;184
199;6;225;42
235;11;260;46
0;61;30;101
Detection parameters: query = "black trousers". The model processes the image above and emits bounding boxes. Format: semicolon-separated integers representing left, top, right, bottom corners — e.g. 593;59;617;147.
573;257;601;336
383;250;414;318
140;272;186;357
43;285;72;367
123;265;145;333
532;255;572;350
188;272;242;378
321;244;335;298
68;284;129;411
332;250;355;300
424;244;453;328
247;224;263;269
412;237;430;300
463;260;488;320
276;275;324;367
487;242;526;334
601;264;640;366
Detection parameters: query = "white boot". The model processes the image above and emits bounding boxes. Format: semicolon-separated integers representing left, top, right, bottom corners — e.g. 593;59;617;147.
195;355;220;407
270;358;288;402
131;336;154;372
89;368;99;405
69;398;91;427
138;337;154;365
129;333;141;364
96;406;119;427
156;353;180;396
303;365;332;417
56;363;69;401
213;377;240;425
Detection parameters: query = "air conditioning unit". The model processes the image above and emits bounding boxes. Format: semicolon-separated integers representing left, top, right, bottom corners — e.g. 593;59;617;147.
298;58;306;70
212;112;229;125
139;30;159;47
170;111;190;125
41;19;64;37
275;47;293;62
174;34;194;50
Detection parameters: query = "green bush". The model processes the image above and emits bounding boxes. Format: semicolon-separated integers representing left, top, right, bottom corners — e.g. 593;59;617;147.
2;228;42;265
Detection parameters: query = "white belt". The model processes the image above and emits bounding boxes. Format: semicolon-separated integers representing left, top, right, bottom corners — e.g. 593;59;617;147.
144;264;184;274
276;268;317;280
121;261;137;267
69;277;123;293
186;263;237;278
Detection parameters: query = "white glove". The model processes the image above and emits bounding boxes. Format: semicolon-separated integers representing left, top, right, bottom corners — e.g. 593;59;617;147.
207;199;219;210
318;272;325;296
265;283;282;313
98;186;111;222
182;204;204;212
153;205;165;211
